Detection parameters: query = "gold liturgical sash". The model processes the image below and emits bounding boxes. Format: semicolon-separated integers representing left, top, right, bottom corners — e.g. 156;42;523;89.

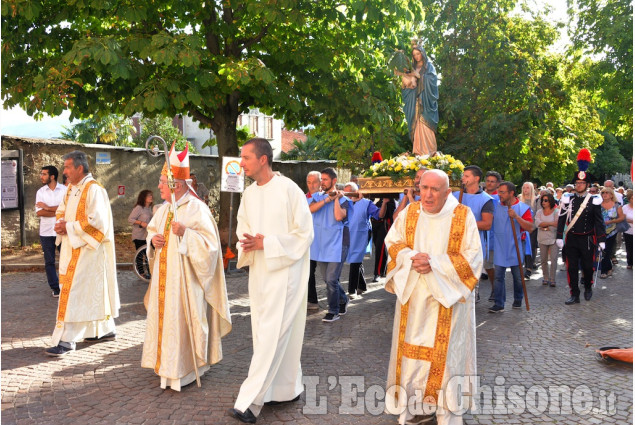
56;180;102;327
154;210;174;373
388;202;476;404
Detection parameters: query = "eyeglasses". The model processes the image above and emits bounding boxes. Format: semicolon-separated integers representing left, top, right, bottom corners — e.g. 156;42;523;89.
541;199;549;202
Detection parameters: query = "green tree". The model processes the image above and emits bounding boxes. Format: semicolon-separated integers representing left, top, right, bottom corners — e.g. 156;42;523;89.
60;114;135;146
132;115;196;153
202;125;253;151
589;131;630;181
280;135;334;161
567;0;633;139
417;0;604;184
2;0;422;232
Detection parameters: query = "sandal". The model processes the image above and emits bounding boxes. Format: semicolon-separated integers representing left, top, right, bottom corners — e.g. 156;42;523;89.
627;265;633;270
549;281;556;287
607;269;613;277
611;258;618;265
600;273;608;279
542;279;549;286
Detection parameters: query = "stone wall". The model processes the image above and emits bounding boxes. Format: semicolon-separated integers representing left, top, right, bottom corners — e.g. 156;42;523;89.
1;136;347;247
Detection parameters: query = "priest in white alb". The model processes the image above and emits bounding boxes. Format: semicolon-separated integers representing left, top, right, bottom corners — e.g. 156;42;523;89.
141;143;232;391
228;138;313;424
383;169;482;425
46;150;120;356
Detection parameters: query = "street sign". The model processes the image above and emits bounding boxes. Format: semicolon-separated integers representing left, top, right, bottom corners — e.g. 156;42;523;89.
96;152;111;164
221;157;244;193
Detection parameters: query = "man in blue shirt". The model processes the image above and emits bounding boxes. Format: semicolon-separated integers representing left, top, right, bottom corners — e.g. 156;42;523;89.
453;165;493;303
308;168;351;322
489;182;534;313
343;182;383;296
483;170;501;300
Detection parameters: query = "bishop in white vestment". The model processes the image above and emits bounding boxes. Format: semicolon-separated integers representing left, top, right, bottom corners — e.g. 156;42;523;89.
229;139;313;423
383;170;482;425
46;151;120;356
141;143;232;391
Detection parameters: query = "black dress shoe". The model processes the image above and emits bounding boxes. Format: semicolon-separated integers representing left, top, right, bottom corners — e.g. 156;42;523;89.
227;408;257;423
372;275;379;282
584;290;592;301
264;395;301;406
565;296;580;305
84;332;116;343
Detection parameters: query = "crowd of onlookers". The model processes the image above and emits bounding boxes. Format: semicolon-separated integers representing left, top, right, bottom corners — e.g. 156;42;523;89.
518;179;632;278
121;166;633;314
299;167;633;315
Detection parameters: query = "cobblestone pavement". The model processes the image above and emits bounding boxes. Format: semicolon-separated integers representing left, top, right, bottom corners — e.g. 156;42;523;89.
2;249;632;425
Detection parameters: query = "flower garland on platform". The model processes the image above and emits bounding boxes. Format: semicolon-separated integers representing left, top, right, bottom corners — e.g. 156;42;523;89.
364;153;465;181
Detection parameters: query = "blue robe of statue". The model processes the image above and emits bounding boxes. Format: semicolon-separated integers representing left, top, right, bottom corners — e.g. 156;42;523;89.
402;46;439;139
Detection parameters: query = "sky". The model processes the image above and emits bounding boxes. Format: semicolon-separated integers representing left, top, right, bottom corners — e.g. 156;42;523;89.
0;0;571;140
1;104;75;139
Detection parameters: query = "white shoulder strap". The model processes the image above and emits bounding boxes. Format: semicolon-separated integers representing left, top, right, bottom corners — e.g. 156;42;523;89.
564;193;592;239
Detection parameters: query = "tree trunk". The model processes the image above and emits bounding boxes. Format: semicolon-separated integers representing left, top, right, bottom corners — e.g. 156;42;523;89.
521;169;531;182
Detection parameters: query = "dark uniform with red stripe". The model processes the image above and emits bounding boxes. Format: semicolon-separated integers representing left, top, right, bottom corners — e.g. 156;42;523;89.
557;192;605;300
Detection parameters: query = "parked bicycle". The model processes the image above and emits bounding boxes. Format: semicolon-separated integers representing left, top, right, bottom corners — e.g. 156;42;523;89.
133;244;151;282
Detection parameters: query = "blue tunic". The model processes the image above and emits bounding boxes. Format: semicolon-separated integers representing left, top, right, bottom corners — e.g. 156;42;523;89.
308;192;350;262
346;198;380;263
489;193;500;254
453;190;493;256
492;200;531;267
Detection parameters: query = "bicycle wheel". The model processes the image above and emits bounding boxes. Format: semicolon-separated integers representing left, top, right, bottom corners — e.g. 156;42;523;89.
133;245;151;282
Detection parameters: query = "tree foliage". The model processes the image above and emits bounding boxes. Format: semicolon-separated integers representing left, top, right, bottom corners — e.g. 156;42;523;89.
414;0;607;184
1;0;422;155
280;135;334;161
132;115;196;153
60;114;135;146
588;131;629;181
2;0;631;192
567;0;633;139
2;0;422;231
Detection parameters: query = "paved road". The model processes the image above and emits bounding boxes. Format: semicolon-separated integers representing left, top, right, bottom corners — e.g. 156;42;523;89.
2;250;632;425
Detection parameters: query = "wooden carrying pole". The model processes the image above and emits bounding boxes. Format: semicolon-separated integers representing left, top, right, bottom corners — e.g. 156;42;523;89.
146;136;201;387
507;203;530;311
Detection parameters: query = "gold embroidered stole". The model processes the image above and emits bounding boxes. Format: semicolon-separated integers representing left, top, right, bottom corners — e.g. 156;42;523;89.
56;180;99;327
154;209;174;373
57;180;104;242
392;203;475;404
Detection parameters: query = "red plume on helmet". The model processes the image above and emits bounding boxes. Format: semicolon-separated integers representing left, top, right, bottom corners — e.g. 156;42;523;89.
371;151;383;164
571;148;597;184
577;148;592;172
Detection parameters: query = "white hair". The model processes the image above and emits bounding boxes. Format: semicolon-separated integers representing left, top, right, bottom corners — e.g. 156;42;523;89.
422;169;449;190
345;182;359;191
307;171;321;179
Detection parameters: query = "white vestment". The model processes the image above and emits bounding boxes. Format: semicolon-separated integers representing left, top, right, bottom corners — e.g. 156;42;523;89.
234;175;314;415
52;175;120;345
384;196;482;425
141;192;232;391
